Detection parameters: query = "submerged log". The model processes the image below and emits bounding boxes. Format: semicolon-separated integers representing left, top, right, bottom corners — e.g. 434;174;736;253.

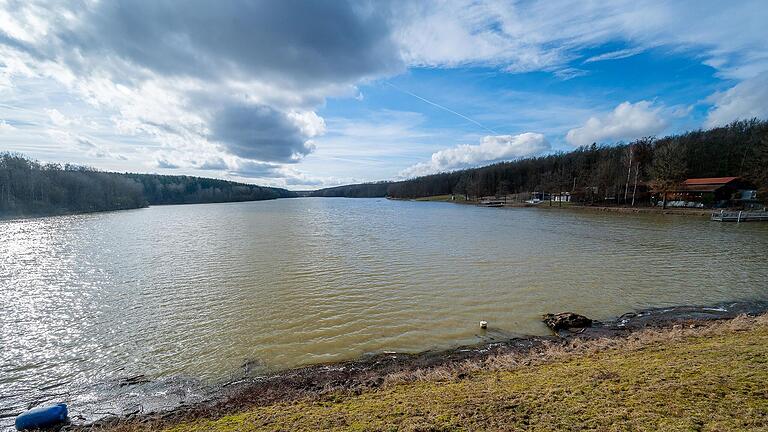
543;312;593;331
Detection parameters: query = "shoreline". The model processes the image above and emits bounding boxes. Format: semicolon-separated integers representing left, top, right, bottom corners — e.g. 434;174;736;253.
0;197;300;222
533;203;714;217
82;300;768;431
390;195;720;216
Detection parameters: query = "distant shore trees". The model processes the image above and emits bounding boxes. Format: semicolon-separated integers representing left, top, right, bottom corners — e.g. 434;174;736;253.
0;154;147;217
123;173;296;205
5;119;767;217
313;119;768;206
0;153;296;218
309;181;391;198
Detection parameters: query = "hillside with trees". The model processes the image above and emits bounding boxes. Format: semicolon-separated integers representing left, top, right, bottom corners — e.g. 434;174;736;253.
124;173;295;205
0;153;296;218
308;181;392;198
312;119;768;205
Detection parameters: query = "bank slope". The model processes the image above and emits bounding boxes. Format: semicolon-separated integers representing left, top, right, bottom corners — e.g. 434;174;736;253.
164;316;767;432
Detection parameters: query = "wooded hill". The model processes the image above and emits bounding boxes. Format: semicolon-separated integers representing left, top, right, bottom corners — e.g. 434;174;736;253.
309;182;391;198
311;119;768;204
0;153;296;218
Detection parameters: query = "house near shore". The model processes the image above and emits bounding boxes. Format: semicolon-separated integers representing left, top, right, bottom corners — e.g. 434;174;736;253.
659;177;758;208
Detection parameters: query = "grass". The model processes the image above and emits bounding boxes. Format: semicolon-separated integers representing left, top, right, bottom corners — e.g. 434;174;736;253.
160;315;768;432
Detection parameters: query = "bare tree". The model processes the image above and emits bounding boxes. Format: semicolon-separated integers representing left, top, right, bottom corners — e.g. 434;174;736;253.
623;144;633;203
650;141;688;209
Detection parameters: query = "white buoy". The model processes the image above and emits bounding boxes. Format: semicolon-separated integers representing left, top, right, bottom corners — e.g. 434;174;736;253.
479;320;488;329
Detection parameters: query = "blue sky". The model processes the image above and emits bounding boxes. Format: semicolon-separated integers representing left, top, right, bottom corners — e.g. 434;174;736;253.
1;1;767;189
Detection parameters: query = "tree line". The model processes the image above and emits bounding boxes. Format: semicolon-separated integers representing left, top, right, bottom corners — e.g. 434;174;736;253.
123;173;295;205
312;119;768;205
309;181;391;198
0;153;296;218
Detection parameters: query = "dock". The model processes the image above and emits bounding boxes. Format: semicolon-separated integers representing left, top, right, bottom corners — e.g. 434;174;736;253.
478;199;506;207
711;210;768;222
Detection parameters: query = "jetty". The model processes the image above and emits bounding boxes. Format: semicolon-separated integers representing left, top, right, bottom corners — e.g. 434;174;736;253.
711;210;768;222
478;198;505;207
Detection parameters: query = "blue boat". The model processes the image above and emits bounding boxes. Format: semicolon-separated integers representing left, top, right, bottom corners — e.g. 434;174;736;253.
15;404;68;431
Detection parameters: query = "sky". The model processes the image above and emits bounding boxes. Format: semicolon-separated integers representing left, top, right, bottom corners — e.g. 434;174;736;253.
1;1;767;190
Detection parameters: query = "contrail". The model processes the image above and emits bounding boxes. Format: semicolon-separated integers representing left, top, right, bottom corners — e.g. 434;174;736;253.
384;82;498;135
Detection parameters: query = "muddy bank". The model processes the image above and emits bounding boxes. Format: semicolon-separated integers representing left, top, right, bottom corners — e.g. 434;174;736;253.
68;300;768;431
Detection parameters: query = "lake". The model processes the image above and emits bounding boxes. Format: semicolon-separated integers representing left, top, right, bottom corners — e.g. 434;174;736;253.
2;198;767;426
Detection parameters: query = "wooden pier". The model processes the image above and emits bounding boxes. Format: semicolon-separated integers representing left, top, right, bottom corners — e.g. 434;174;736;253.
478;199;505;207
711;210;768;222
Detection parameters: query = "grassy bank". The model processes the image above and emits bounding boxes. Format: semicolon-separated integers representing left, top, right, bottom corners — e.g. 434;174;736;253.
148;315;768;432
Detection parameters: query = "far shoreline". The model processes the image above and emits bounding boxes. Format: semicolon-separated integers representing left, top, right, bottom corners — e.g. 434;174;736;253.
393;194;732;217
0;196;298;222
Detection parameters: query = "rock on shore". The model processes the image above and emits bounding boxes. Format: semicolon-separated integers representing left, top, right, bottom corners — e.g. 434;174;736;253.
542;312;593;331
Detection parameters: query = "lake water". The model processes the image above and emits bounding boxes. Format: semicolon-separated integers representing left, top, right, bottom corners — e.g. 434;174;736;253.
2;198;768;426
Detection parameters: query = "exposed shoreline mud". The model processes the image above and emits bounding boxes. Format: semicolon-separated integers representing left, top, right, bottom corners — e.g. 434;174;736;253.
72;300;768;431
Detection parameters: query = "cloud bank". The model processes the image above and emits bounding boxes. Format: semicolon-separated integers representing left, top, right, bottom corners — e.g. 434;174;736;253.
400;133;549;178
393;0;768;80
566;101;666;146
1;1;767;187
0;0;403;185
705;72;768;127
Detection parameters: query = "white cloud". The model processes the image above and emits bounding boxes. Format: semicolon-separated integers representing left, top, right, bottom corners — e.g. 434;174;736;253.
296;110;442;184
671;104;694;118
553;68;590;80
566;101;666;146
0;119;15;131
400;132;549;178
45;108;72;127
705;72;768;127
393;0;768;80
227;159;354;189
0;0;403;180
2;0;768;187
584;47;645;63
156;159;180;169
197;157;229;171
393;1;570;73
288;111;327;138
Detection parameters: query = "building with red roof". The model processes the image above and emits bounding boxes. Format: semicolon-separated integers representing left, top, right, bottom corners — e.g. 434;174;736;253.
662;177;757;208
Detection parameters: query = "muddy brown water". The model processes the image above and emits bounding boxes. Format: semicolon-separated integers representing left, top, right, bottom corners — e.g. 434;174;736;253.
2;198;767;428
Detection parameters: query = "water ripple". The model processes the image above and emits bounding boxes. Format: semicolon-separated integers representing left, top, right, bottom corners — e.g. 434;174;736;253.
2;198;768;428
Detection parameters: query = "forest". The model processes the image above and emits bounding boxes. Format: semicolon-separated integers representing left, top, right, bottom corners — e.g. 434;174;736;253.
124;173;295;205
4;119;766;217
0;153;295;218
313;119;768;205
308;181;392;198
